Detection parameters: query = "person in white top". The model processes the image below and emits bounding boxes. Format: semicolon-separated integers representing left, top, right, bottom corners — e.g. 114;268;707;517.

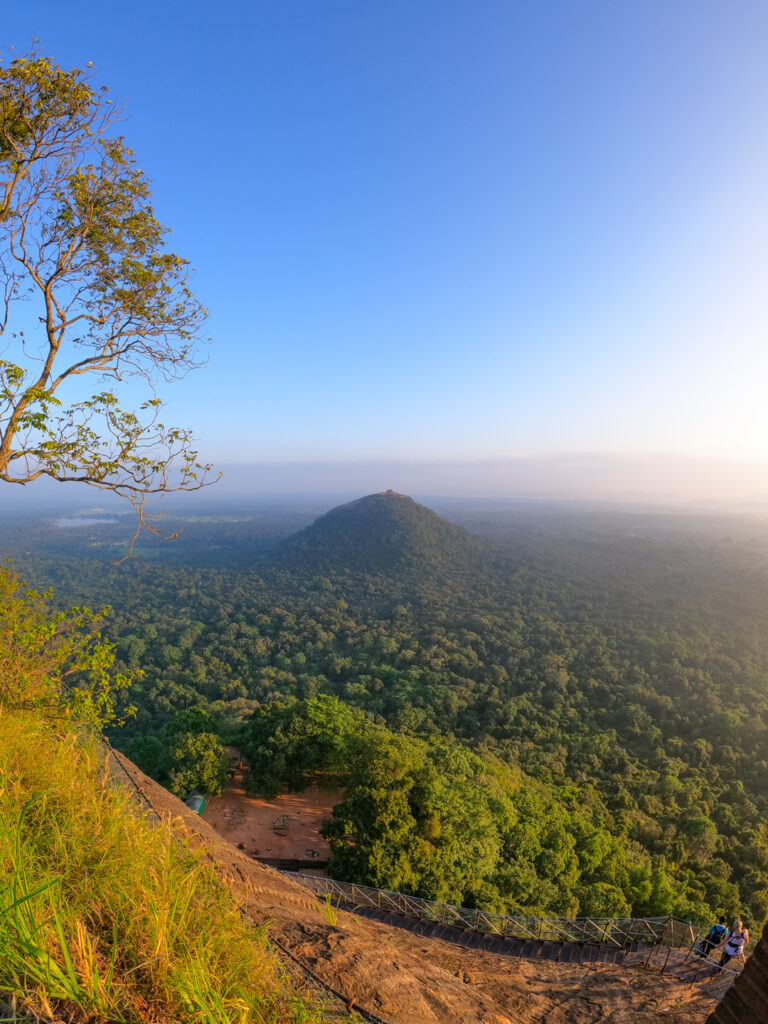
718;918;749;968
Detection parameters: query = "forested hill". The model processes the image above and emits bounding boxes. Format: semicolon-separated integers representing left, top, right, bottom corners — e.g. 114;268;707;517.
270;490;486;577
2;500;768;929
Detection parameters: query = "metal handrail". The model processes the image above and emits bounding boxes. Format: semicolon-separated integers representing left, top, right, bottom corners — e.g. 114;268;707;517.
282;872;699;948
285;872;745;988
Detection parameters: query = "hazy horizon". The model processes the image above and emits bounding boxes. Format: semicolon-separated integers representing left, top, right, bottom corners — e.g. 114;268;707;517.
213;453;768;504
3;452;768;514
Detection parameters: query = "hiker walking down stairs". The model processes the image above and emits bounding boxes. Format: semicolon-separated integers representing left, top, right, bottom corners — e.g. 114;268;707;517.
697;916;728;958
718;919;749;969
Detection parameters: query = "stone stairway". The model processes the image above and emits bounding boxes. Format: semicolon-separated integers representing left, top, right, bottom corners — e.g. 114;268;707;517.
638;943;740;998
284;869;746;1001
350;902;742;1005
348;903;643;966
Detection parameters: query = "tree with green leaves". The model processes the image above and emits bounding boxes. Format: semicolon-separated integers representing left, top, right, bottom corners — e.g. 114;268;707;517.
168;730;227;798
242;695;368;797
0;51;212;549
0;564;132;727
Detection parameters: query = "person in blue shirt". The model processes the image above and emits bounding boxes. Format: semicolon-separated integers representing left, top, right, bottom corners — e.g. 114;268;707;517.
696;916;728;958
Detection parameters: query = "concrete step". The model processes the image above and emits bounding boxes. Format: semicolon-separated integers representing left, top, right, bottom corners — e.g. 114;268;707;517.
484;936;509;955
408;919;434;936
540;941;561;961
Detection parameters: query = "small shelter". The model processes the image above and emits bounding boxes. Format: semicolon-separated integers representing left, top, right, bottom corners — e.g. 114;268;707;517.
185;789;207;815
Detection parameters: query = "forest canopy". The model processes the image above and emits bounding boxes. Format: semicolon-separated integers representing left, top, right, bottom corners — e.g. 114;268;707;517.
3;498;768;927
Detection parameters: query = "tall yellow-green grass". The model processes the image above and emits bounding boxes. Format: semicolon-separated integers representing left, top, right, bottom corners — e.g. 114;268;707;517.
0;709;336;1023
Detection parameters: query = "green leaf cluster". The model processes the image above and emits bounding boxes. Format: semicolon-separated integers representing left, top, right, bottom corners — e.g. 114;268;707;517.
242;696;640;917
0;565;132;728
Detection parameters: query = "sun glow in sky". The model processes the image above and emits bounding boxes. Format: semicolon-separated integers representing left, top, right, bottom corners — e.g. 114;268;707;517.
4;1;768;500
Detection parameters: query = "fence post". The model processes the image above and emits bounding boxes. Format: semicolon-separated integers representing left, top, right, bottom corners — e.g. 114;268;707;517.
688;957;705;988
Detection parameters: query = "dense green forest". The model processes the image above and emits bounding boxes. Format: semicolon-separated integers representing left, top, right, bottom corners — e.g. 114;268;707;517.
2;493;768;927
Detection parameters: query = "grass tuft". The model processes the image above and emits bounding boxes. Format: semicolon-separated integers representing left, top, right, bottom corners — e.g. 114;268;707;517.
0;709;336;1023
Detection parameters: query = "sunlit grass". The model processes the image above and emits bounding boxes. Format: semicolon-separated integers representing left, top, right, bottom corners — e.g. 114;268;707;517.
0;709;333;1023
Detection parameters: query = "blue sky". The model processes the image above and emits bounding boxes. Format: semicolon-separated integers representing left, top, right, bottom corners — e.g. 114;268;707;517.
3;1;768;499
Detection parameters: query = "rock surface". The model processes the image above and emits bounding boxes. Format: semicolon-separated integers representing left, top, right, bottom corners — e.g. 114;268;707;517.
114;751;727;1024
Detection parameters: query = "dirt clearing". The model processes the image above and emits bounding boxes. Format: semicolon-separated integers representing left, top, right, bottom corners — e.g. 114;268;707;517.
202;768;343;864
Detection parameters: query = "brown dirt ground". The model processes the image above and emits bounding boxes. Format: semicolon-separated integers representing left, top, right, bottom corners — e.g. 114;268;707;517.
115;752;722;1024
201;770;341;862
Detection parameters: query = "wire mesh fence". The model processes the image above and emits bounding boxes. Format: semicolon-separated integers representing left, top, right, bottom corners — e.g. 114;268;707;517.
284;873;687;946
645;936;743;989
285;871;745;991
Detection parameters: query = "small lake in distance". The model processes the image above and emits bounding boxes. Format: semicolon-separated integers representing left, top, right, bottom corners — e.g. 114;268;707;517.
54;517;119;528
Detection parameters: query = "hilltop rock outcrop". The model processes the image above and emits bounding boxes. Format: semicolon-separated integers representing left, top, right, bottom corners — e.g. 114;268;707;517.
271;490;484;576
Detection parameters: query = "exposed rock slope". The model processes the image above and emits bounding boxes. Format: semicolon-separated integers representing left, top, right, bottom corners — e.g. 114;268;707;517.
114;752;723;1024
